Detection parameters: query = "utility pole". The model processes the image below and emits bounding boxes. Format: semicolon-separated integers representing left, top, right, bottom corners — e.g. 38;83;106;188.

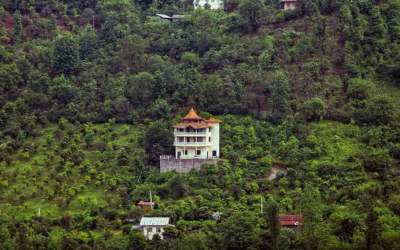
92;15;95;29
150;191;154;210
38;208;41;217
260;196;263;214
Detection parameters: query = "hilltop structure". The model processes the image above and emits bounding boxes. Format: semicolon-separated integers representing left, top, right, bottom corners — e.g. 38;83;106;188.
160;108;221;173
194;0;224;10
281;0;297;10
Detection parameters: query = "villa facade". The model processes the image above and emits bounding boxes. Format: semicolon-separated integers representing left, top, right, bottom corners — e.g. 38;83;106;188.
160;108;221;173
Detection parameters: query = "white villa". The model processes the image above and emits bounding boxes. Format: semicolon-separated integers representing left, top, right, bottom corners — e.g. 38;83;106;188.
138;217;170;240
174;108;221;159
193;0;224;9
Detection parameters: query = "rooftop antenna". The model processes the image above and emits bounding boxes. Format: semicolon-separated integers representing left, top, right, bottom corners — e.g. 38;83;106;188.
149;191;154;210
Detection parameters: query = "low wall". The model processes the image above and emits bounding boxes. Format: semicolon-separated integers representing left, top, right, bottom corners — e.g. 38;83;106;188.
160;157;218;173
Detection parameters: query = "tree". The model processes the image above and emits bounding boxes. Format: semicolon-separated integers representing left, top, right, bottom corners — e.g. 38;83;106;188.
270;70;291;122
148;99;172;120
301;184;326;250
119;34;148;73
144;121;173;165
301;97;326;122
126;72;155;108
365;207;380;250
52;34;79;76
219;211;262;250
353;96;394;125
13;10;22;44
238;0;265;32
347;78;372;100
258;35;275;70
266;198;280;250
128;230;147;250
79;26;98;60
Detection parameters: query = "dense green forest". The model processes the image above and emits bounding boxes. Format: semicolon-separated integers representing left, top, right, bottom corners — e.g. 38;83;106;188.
1;0;400;249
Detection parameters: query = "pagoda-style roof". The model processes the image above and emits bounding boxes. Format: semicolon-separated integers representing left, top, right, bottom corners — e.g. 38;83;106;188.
183;107;203;121
174;107;221;129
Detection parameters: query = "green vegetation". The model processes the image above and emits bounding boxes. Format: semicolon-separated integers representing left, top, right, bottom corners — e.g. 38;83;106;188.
0;0;400;249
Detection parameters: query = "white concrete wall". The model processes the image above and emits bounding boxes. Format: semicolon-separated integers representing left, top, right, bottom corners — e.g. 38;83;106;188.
143;226;165;240
174;124;220;159
194;0;224;9
210;124;220;157
176;146;208;159
284;2;297;10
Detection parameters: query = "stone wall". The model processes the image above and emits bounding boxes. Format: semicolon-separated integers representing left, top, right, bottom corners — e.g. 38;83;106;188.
160;156;218;173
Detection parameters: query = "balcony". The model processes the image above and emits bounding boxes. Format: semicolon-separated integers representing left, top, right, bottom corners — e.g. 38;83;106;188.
174;131;211;137
174;141;210;147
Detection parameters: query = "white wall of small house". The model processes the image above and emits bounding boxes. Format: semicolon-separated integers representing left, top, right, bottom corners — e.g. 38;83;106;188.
284;2;297;10
142;226;165;240
194;0;223;9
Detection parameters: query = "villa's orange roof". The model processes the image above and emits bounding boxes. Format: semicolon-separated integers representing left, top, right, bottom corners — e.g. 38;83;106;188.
183;107;202;120
206;118;222;123
174;122;212;129
174;108;222;128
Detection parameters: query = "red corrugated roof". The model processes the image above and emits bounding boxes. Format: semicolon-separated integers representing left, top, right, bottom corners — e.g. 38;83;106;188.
137;201;154;206
278;214;303;226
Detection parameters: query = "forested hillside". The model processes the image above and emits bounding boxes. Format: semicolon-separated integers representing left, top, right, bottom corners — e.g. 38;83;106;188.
1;0;400;249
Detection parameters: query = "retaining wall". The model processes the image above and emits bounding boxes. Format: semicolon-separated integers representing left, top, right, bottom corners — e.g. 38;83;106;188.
160;157;218;173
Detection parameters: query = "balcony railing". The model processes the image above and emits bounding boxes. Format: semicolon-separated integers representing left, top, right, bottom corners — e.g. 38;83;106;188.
174;141;210;147
174;131;210;137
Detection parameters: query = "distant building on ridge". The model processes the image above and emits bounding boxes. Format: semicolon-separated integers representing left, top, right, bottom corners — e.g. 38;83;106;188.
194;0;224;10
281;0;297;11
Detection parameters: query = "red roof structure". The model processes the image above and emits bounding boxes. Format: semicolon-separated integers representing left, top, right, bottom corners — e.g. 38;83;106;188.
174;108;221;129
278;214;303;226
137;201;155;207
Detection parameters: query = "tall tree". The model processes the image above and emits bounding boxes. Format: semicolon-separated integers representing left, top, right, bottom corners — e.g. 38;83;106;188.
270;70;291;122
266;198;280;250
238;0;265;32
52;34;79;76
365;206;380;250
13;10;22;44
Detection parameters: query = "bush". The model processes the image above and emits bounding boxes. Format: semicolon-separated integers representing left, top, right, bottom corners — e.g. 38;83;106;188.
301;97;326;121
347;78;372;100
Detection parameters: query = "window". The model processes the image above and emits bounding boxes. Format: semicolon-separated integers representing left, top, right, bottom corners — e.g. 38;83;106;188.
157;227;161;233
196;150;201;155
209;137;211;142
185;150;188;155
212;150;217;157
